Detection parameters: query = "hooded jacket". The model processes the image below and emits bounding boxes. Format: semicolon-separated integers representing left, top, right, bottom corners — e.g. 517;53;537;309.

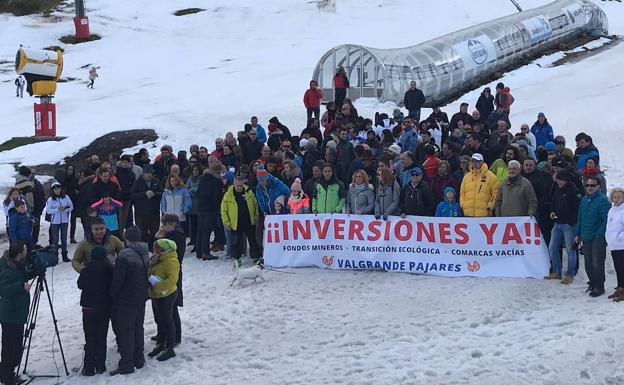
77;257;113;309
8;210;33;242
255;175;290;215
459;163;499;217
72;230;123;273
303;86;323;109
287;193;311;214
110;243;150;306
0;256;37;324
530;120;554;147
607;203;624;251
435;187;463;217
149;247;180;299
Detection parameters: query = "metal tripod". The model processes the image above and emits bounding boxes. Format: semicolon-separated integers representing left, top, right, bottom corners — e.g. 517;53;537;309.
17;273;69;384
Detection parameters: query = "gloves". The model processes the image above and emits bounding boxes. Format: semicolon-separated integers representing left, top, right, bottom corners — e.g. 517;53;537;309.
383;215;388;221
374;214;381;220
146;190;155;199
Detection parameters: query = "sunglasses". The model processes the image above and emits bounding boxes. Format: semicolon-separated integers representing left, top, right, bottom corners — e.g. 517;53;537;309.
585;184;598;188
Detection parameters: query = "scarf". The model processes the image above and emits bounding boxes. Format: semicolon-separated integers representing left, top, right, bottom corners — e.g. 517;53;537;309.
355;183;367;192
582;166;600;179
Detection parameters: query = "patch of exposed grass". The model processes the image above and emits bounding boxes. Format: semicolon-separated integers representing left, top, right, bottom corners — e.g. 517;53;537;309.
0;0;62;16
174;8;205;16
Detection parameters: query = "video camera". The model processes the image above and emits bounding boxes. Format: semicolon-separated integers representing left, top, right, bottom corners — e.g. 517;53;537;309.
28;246;59;276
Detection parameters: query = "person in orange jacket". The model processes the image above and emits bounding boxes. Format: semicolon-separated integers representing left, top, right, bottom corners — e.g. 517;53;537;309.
287;178;310;214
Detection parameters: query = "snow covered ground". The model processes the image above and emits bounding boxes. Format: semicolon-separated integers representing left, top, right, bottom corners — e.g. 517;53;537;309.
1;0;624;384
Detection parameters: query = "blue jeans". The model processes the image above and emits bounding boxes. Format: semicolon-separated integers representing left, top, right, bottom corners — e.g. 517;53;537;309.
50;223;69;257
548;223;576;277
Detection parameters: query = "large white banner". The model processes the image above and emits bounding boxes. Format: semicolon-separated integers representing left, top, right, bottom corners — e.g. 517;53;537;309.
264;214;550;278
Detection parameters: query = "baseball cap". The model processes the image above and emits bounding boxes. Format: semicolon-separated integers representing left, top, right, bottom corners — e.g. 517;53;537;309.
471;153;484;162
410;167;423;176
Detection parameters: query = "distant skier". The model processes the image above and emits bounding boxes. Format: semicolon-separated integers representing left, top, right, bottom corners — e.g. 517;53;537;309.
88;67;98;89
14;76;25;98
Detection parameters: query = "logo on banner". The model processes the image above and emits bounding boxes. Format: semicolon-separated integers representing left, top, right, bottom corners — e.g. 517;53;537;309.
321;256;334;267
467;39;488;65
467;261;481;272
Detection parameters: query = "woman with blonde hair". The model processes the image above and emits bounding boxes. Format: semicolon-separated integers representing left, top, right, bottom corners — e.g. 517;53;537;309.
374;167;400;220
160;175;192;234
606;187;624;301
345;170;374;215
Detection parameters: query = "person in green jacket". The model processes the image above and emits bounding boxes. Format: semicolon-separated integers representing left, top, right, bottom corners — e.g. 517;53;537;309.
575;176;611;297
148;239;180;362
221;177;262;268
489;146;519;183
0;241;36;385
312;163;346;214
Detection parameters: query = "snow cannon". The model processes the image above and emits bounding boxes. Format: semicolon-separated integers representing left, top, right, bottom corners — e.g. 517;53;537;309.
15;47;63;97
15;47;63;137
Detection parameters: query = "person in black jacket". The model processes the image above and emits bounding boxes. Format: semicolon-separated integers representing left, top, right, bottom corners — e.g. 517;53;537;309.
243;130;263;165
522;158;553;245
109;227;150;376
403;81;426;122
196;158;224;260
152;145;177;185
0;242;36;385
449;103;473;130
77;245;113;376
116;155;136;240
476;87;494;122
399;167;435;217
155;214;185;345
545;170;582;283
130;165;163;249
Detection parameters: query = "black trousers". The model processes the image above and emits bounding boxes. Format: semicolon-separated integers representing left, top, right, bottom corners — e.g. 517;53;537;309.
196;212;218;254
408;109;421;123
188;214;198;244
70;210;77;240
135;213;159;250
152;292;178;348
82;308;110;371
31;215;41;245
334;88;346;108
112;303;145;372
306;108;320;122
0;322;24;385
612;249;624;288
232;226;261;260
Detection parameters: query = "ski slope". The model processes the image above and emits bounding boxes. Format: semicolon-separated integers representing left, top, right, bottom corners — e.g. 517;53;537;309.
1;0;624;384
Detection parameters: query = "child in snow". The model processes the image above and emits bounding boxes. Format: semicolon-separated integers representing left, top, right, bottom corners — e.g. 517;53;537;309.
45;181;74;262
273;195;289;215
435;187;463;217
3;188;24;230
286;178;310;214
87;67;98;89
8;199;33;250
77;245;113;376
90;195;123;238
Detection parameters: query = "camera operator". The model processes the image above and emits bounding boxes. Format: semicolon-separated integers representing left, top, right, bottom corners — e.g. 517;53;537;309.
72;217;123;273
0;241;36;385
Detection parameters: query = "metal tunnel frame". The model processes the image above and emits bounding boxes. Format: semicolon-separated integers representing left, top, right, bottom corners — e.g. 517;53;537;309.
313;0;608;107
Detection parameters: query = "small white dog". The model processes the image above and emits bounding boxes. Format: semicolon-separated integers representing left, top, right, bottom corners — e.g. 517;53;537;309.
230;259;266;286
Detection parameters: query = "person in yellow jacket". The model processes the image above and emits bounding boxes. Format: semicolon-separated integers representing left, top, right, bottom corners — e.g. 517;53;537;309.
147;239;180;362
460;153;499;217
221;177;262;268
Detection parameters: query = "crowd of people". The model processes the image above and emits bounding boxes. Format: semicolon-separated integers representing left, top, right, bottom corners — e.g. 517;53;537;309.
1;75;624;383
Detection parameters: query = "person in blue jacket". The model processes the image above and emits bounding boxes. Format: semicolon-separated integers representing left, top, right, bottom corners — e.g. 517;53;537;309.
251;116;267;144
8;200;33;250
530;112;554;148
398;118;419;155
255;165;290;216
435;187;463;217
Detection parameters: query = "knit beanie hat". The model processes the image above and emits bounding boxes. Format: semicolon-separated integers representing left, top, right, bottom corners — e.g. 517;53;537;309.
155;238;177;253
544;142;556;151
223;171;235;184
256;164;269;181
275;195;285;207
291;178;303;193
299;138;309;149
124;226;141;243
91;245;107;261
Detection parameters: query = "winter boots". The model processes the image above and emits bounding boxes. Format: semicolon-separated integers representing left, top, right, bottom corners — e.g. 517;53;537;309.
561;276;574;285
156;347;176;362
608;287;624;302
148;344;165;358
544;273;562;280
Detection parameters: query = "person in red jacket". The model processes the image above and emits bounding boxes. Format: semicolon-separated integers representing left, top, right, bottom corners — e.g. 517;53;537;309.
303;80;323;122
333;66;349;109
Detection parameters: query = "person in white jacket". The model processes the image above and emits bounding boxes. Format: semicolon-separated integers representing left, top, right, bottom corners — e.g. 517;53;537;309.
45;181;74;262
606;187;624;302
